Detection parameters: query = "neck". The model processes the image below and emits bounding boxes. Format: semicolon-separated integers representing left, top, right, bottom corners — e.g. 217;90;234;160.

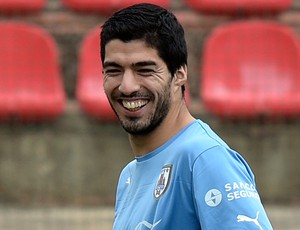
129;101;195;157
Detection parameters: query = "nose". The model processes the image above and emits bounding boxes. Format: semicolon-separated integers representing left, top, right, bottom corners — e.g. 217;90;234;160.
118;70;140;95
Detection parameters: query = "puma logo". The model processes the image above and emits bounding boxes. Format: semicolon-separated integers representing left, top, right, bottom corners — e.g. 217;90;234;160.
237;211;262;229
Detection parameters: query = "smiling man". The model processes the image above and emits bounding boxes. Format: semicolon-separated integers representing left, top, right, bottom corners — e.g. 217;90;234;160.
100;3;273;229
102;40;175;137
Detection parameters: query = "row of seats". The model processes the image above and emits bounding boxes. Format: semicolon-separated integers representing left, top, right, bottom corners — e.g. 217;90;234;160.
1;20;300;122
0;0;293;14
62;0;170;13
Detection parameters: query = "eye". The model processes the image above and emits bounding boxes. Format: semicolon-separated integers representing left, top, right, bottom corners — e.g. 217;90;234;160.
137;68;155;76
103;68;122;77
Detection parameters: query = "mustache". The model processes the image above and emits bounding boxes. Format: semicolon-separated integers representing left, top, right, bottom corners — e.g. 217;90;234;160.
112;91;154;99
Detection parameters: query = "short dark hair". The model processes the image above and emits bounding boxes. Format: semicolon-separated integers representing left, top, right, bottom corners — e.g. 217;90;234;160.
100;3;187;78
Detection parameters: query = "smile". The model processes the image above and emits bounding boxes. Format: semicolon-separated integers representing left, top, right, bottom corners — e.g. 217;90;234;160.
122;99;149;111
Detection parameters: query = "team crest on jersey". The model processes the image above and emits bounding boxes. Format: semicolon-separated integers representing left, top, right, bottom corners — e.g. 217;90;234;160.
154;164;173;199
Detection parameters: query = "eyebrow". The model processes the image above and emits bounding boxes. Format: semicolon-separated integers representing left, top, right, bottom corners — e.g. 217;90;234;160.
103;61;121;69
132;61;157;68
103;60;157;69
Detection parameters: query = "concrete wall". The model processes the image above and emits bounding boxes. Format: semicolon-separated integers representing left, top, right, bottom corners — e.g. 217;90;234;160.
0;0;299;206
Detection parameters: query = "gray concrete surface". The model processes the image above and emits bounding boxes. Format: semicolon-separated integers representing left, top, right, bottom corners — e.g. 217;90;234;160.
1;102;300;205
0;205;299;229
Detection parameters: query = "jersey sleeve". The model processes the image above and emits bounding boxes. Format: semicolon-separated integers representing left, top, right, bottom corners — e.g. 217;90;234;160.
192;145;273;229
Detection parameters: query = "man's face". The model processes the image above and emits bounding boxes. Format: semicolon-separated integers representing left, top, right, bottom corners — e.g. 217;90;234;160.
103;39;173;135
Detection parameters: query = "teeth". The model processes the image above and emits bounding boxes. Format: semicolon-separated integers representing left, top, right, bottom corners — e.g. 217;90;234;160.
122;100;148;110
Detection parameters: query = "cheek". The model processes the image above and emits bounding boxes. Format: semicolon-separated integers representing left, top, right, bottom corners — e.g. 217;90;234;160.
102;80;109;94
103;77;117;95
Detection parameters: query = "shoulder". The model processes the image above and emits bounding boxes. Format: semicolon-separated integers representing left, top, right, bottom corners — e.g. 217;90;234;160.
174;119;230;160
118;160;136;183
175;120;254;183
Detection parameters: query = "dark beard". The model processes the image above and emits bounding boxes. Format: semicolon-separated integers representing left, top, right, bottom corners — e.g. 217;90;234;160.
107;76;173;135
112;80;172;135
123;95;170;135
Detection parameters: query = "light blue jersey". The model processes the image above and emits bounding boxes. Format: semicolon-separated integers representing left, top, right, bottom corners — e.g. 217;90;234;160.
113;120;273;229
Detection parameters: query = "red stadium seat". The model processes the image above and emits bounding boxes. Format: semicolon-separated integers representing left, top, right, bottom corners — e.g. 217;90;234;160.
76;27;117;121
201;21;300;119
0;0;45;13
62;0;170;13
185;0;292;14
0;22;66;122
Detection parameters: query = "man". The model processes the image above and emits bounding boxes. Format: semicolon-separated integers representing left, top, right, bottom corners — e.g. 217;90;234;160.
101;3;273;229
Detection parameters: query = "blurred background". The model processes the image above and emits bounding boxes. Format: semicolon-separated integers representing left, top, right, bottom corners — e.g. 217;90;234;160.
0;0;299;229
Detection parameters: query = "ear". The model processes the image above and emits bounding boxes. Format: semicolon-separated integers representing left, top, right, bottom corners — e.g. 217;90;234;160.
174;65;188;88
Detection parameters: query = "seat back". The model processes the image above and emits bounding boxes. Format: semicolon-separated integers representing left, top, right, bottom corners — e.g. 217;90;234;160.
76;27;117;121
185;0;292;14
0;0;45;13
0;23;66;122
201;21;300;119
62;0;170;13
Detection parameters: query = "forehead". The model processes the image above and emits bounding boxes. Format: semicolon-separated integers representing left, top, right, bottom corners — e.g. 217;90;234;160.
104;39;163;66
